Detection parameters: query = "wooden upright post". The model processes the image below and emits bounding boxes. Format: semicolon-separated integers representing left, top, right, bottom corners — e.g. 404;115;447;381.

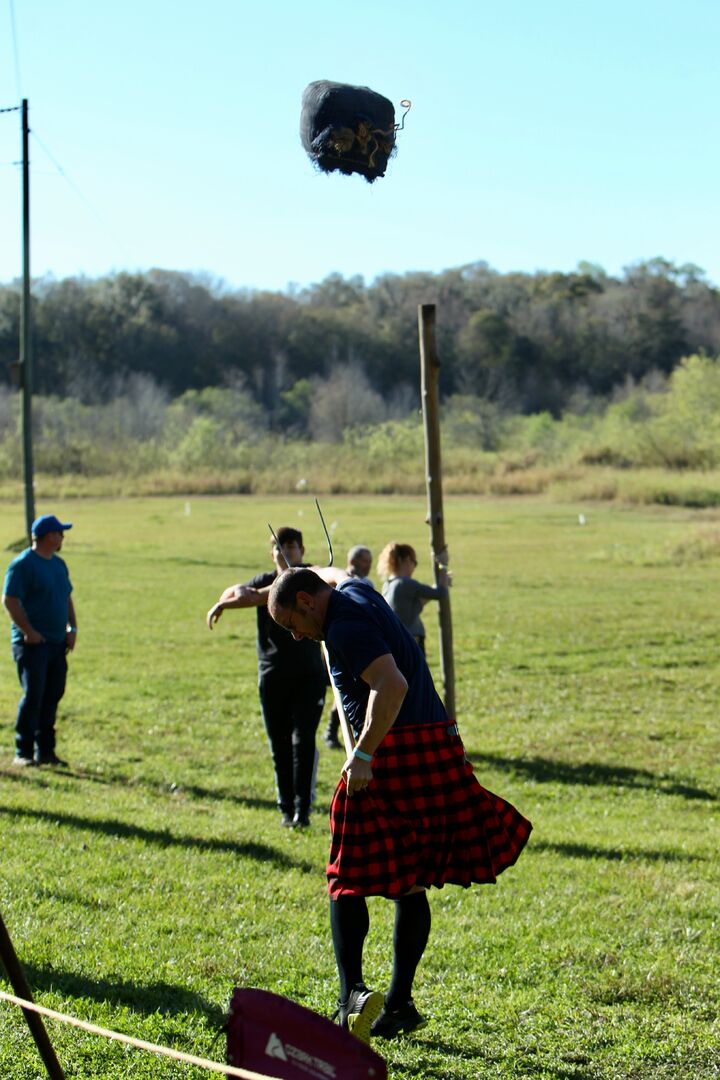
418;303;456;719
0;909;65;1078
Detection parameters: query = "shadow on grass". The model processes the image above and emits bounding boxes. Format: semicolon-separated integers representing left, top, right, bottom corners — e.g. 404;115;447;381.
395;1043;590;1080
532;839;702;863
0;805;314;872
75;771;280;812
0;766;280;812
468;752;717;801
154;782;278;810
18;963;227;1028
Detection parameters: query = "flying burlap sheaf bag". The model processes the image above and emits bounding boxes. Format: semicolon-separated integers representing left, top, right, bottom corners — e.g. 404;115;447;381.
300;80;407;182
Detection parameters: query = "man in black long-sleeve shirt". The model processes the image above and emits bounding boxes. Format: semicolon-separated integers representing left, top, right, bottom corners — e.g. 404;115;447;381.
206;528;326;827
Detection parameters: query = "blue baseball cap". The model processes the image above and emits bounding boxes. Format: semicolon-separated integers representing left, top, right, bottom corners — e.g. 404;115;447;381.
31;514;73;539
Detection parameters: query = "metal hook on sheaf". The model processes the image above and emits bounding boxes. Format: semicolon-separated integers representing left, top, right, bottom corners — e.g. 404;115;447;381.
395;99;412;131
369;98;412;140
346;98;412;171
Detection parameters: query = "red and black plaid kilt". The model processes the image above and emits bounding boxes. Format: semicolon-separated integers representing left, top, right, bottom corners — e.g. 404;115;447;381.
326;721;532;899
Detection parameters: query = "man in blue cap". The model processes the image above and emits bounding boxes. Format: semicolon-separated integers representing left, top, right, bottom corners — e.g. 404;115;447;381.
2;514;77;766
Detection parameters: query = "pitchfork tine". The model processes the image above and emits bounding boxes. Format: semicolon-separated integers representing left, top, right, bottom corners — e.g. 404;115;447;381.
315;499;334;566
268;524;292;570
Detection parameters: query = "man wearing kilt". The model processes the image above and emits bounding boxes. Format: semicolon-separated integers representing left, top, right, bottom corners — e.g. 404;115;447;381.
268;567;532;1043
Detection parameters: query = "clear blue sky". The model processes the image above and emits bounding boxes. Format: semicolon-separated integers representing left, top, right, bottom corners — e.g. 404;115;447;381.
1;0;719;291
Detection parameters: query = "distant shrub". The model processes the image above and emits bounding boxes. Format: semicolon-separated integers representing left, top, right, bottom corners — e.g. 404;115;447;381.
442;395;506;450
0;355;719;496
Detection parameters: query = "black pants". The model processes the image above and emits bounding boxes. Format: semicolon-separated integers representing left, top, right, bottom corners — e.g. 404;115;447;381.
12;641;67;759
259;670;326;816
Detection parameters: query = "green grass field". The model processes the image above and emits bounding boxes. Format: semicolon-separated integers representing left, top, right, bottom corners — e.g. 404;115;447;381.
0;495;718;1079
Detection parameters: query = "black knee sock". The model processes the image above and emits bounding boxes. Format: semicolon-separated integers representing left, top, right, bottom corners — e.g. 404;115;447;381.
329;896;370;1003
386;891;431;1010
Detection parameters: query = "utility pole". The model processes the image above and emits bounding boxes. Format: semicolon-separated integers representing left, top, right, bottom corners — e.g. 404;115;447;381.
20;98;35;541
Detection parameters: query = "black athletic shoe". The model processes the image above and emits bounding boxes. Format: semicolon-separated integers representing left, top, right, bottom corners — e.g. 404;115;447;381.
292;812;311;828
334;984;384;1044
280;812;294;828
35;754;68;767
371;999;427;1039
323;731;343;750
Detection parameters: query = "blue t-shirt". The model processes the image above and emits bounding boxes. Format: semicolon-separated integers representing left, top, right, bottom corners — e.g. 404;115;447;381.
324;579;447;738
247;569;325;680
3;548;73;645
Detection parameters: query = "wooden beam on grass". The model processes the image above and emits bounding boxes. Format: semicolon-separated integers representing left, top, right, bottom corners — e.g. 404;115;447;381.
418;303;456;720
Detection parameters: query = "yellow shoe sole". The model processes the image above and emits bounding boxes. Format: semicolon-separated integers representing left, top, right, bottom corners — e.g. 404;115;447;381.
346;990;384;1044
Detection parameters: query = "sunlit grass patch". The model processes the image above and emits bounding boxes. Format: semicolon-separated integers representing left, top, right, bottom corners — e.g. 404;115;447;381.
0;496;718;1078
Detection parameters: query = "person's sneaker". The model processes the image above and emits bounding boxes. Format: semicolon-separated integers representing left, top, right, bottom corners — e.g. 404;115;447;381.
35;754;68;767
12;755;36;768
292;812;311;828
280;812;294;828
323;731;343;750
371;999;427;1039
334;985;384;1044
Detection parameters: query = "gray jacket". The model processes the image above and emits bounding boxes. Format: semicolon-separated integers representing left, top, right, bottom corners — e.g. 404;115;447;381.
381;576;446;639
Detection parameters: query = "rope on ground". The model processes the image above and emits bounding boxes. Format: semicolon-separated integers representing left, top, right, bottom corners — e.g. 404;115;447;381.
0;989;281;1080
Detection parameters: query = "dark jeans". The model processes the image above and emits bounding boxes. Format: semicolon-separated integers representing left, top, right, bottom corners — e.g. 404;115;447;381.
12;641;67;759
259;670;326;816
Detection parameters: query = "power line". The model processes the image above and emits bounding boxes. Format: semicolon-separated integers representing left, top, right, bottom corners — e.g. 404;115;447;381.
8;0;22;99
29;125;136;267
31;128;104;218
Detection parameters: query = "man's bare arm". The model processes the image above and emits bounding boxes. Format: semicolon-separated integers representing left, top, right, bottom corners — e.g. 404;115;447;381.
310;566;351;588
206;583;272;629
343;653;408;795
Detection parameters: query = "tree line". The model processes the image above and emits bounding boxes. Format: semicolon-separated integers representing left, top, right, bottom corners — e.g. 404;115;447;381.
1;257;719;431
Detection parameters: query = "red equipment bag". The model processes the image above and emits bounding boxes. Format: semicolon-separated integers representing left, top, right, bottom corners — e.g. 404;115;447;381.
226;987;387;1080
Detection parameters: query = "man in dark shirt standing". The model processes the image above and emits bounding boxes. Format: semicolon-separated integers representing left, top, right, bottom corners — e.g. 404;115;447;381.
207;528;326;828
268;567;532;1043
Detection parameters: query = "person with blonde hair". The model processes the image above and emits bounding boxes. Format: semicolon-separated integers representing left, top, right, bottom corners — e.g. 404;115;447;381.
376;543;447;655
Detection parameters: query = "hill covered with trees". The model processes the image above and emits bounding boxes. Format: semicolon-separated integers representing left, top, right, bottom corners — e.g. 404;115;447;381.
1;257;718;425
2;258;720;504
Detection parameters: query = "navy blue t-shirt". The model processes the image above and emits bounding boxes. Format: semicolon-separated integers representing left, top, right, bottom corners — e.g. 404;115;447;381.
3;548;72;645
247;570;325;679
324;579;447;738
